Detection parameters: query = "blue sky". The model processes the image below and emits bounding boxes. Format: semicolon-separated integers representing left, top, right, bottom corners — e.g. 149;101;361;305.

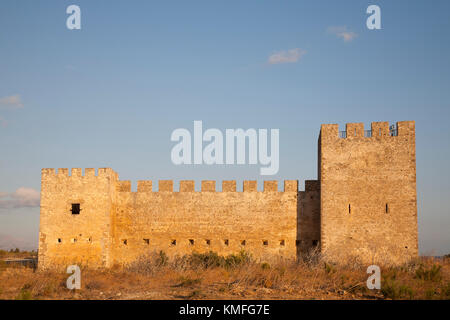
0;0;449;254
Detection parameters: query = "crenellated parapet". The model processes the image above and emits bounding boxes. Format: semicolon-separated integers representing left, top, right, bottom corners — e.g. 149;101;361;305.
113;179;300;192
320;121;415;140
41;167;119;179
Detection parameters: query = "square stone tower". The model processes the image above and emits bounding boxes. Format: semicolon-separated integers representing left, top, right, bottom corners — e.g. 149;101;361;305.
319;121;418;264
38;168;118;269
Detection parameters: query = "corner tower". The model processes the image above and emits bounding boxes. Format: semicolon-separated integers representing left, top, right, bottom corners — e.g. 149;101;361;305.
319;121;418;264
38;168;118;270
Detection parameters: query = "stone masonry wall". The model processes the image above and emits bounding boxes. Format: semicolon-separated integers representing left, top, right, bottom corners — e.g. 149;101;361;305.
319;121;418;265
38;168;117;269
111;180;298;264
38;171;301;269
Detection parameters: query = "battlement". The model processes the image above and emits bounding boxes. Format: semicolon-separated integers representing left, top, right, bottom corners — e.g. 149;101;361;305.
320;121;415;140
41;168;119;179
113;179;300;192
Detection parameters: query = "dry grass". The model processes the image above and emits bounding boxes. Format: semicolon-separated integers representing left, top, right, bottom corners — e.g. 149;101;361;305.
0;251;449;300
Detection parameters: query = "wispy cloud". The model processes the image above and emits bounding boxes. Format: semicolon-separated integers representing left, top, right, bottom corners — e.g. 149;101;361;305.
268;48;306;65
0;94;24;109
0;188;40;209
327;26;357;42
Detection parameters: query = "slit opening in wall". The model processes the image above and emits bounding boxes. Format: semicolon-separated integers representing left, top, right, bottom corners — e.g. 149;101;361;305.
122;239;127;245
312;240;318;247
205;239;211;246
171;239;177;246
241;240;246;246
71;203;81;215
385;203;389;214
348;204;351;214
224;239;229;246
280;240;285;246
189;239;194;246
295;240;301;246
57;238;62;244
263;240;268;246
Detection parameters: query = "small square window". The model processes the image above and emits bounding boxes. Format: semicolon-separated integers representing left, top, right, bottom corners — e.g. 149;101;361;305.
171;239;177;246
122;239;127;245
280;240;285;246
295;240;301;246
263;240;268;246
189;239;194;245
241;240;246;246
143;239;149;245
205;239;211;245
312;240;318;246
57;238;62;243
224;239;229;246
71;203;81;215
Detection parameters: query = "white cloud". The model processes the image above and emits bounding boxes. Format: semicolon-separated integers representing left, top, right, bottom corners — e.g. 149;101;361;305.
327;26;357;42
0;188;40;209
268;48;306;65
0;94;24;109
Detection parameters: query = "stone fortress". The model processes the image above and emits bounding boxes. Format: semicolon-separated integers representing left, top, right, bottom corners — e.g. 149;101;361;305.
38;121;418;269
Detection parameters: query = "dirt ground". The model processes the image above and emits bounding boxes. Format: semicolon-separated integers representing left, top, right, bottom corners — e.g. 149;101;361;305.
0;251;449;300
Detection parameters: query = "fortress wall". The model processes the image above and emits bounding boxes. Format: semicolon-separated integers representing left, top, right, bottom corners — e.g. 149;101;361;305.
38;168;118;269
110;180;299;264
298;180;320;256
319;121;418;264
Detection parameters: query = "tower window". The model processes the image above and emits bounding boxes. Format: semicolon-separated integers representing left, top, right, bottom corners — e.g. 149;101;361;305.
171;239;177;246
122;239;127;245
241;240;246;246
280;240;285;246
143;239;149;245
224;239;229;246
57;238;62;243
205;239;211;246
71;203;81;215
312;240;318;246
385;203;389;214
189;239;194;245
348;204;351;214
263;240;268;246
296;240;301;246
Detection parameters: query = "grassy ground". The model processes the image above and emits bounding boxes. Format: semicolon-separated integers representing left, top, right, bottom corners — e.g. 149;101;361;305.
0;251;449;300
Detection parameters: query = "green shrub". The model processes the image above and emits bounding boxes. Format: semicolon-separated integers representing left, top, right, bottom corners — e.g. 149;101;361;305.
261;262;271;270
189;251;225;268
15;285;33;300
188;250;251;269
224;251;251;268
415;264;442;282
381;279;414;299
324;262;336;274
